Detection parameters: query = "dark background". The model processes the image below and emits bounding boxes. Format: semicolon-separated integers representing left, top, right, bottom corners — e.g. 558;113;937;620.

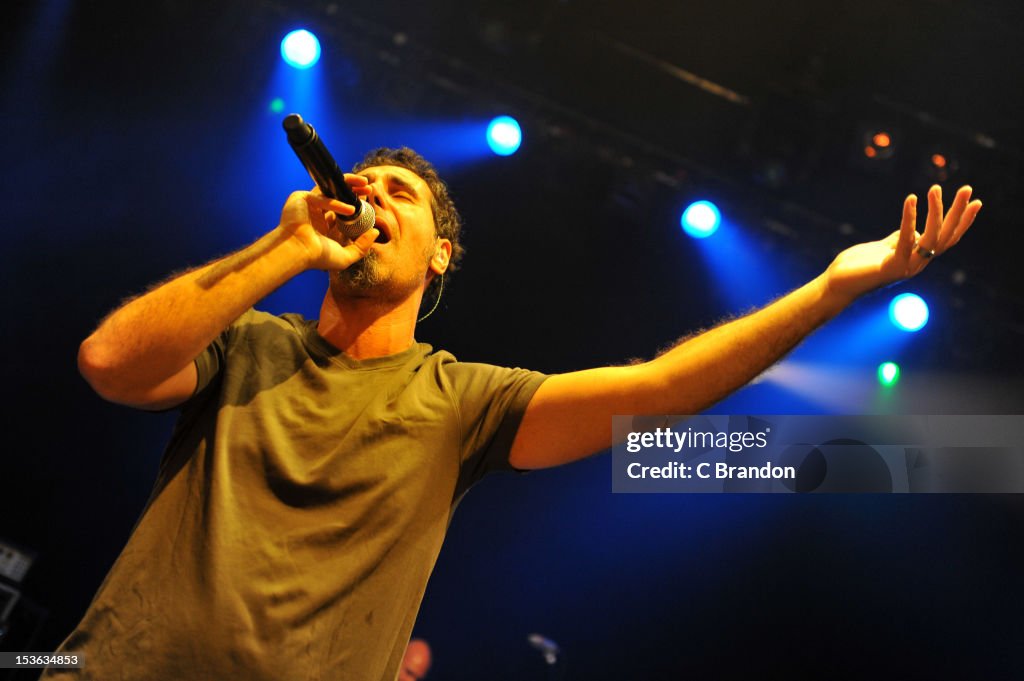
2;0;1023;679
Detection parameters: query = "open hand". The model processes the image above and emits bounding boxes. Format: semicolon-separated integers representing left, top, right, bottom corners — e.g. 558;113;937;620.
824;185;982;301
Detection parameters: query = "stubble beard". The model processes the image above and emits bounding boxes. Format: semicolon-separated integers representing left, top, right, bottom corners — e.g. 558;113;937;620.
332;241;436;303
335;249;386;292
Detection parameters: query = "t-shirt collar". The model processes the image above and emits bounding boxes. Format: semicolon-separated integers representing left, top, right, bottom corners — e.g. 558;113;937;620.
301;318;431;370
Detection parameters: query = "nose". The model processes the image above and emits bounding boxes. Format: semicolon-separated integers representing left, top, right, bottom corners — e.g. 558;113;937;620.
366;182;386;209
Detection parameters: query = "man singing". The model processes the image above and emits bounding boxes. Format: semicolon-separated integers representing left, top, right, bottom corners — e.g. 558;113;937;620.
50;146;980;680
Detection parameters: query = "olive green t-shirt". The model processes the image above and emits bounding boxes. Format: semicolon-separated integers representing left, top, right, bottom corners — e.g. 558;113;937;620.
48;309;548;681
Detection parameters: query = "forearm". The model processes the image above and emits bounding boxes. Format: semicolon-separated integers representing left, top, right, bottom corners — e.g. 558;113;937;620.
640;273;848;413
78;226;311;399
511;274;851;469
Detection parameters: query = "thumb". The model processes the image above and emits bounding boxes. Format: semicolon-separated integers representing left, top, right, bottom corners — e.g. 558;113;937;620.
332;227;380;269
350;227;380;253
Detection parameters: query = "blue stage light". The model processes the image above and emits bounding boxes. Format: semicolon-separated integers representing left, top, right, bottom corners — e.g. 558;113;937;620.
889;293;929;332
680;200;721;238
281;30;321;69
486;116;522;156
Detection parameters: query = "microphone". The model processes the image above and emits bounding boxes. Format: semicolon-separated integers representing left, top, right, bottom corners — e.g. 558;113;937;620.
527;633;560;665
282;113;376;240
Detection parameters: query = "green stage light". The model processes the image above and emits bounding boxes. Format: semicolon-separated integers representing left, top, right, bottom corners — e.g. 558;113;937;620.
877;362;900;386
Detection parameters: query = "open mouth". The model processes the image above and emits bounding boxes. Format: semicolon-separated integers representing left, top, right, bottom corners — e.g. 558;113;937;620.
374;221;392;243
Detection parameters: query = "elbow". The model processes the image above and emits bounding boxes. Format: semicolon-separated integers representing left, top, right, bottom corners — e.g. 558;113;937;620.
77;335;103;384
77;335;124;401
77;336;195;410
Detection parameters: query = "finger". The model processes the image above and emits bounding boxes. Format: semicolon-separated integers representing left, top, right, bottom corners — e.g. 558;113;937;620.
332;199;357;216
938;185;972;251
919;185;943;251
948;199;982;247
895;194;917;261
344;174;372;198
342;228;380;260
308;205;330;235
320;227;380;271
306;192;357;217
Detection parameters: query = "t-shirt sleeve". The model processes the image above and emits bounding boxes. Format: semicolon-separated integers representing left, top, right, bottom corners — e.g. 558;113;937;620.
445;362;548;491
189;308;263;401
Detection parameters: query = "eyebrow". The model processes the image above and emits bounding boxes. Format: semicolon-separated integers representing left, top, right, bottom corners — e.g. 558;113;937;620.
360;171;421;199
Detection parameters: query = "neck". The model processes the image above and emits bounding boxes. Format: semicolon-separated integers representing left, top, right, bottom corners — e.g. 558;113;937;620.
317;286;423;360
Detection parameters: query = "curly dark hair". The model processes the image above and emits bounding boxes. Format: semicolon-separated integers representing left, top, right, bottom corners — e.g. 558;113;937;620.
352;147;464;304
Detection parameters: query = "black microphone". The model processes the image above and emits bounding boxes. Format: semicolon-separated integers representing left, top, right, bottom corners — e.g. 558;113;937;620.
282;113;376;240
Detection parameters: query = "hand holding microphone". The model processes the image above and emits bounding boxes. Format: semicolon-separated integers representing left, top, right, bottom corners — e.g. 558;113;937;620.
277;189;379;273
283;113;376;240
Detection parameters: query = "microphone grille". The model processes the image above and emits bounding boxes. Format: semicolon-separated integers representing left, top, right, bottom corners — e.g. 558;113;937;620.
338;200;377;240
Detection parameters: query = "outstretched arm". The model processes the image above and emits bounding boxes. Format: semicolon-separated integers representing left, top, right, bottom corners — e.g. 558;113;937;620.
508;185;982;470
78;180;375;410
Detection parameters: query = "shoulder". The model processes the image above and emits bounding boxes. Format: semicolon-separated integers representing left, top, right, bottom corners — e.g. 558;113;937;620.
228;310;314;342
213;309;304;340
429;355;548;403
211;310;315;364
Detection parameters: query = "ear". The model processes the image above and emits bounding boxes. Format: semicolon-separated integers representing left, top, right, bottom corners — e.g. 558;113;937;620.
429;238;452;276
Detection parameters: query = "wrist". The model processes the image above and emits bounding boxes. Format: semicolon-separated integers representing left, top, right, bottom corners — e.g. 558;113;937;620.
273;224;323;273
813;272;857;317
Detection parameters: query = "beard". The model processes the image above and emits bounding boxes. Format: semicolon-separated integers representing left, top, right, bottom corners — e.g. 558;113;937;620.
334;249;386;292
331;240;436;301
